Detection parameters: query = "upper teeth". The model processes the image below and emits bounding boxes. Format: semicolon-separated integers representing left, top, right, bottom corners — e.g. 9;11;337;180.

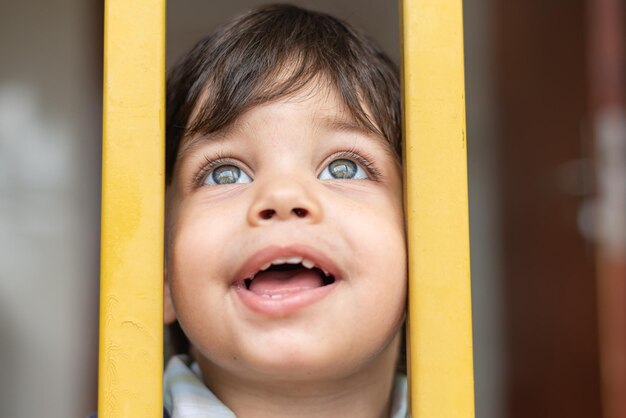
260;256;307;271
249;257;329;280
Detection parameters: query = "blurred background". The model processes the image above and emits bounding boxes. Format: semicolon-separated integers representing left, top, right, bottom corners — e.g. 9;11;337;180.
1;0;624;417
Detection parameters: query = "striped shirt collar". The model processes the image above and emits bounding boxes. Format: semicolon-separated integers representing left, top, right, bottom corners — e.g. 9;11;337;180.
164;355;407;417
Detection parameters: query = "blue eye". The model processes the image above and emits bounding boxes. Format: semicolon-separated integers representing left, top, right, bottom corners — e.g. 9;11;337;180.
318;158;368;180
203;164;252;186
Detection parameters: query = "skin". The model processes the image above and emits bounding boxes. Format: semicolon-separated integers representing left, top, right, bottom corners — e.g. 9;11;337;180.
164;83;407;418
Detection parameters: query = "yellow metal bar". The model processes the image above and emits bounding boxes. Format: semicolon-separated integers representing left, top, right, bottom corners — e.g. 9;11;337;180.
401;0;475;416
99;0;165;416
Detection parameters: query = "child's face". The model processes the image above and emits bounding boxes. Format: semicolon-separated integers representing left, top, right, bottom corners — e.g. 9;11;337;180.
165;83;406;381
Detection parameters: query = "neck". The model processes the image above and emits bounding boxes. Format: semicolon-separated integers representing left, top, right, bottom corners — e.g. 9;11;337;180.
196;334;401;418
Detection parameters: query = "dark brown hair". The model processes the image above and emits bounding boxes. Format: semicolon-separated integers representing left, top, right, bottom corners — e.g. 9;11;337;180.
166;3;401;185
166;4;402;361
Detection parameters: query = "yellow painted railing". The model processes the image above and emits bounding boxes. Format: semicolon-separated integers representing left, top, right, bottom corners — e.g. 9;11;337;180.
99;0;165;416
98;1;474;416
402;0;475;416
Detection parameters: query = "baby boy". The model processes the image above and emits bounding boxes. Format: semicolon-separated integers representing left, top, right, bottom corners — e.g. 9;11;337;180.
163;4;407;417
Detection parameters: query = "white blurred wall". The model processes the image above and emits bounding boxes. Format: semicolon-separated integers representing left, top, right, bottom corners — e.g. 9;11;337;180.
464;1;505;416
0;1;100;417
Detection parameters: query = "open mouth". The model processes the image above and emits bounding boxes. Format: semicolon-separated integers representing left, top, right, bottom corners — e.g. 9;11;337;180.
233;246;341;315
243;258;336;299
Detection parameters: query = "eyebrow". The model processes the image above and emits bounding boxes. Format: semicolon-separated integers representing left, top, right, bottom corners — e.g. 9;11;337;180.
314;114;395;153
317;115;374;135
177;112;393;161
176;122;244;160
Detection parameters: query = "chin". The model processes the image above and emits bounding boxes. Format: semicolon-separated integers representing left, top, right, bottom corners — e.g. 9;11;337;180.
249;356;353;381
243;335;393;382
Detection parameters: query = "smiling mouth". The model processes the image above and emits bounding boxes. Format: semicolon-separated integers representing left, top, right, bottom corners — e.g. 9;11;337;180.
233;246;341;315
243;260;336;299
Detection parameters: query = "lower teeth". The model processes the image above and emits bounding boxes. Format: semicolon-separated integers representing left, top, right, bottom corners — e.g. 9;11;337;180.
261;294;284;299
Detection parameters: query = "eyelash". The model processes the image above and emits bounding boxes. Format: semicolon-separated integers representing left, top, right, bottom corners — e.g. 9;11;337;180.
190;148;383;188
191;153;238;188
327;149;383;181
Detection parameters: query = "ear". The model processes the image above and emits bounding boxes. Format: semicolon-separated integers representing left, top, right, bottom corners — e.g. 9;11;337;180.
163;267;177;324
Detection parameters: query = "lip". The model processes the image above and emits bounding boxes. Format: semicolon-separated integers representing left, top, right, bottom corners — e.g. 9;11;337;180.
232;244;342;317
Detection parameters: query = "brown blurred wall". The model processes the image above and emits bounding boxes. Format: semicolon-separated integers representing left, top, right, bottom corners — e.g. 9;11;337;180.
495;0;603;416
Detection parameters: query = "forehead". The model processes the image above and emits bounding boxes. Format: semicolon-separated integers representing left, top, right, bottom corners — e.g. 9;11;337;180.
179;81;394;157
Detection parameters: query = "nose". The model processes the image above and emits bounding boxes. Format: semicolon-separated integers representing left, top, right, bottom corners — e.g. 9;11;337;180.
247;177;323;225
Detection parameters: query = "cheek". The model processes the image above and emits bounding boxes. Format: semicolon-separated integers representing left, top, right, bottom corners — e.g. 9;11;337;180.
364;200;406;295
169;201;235;273
168;224;236;358
338;194;407;312
343;193;406;268
167;211;224;309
